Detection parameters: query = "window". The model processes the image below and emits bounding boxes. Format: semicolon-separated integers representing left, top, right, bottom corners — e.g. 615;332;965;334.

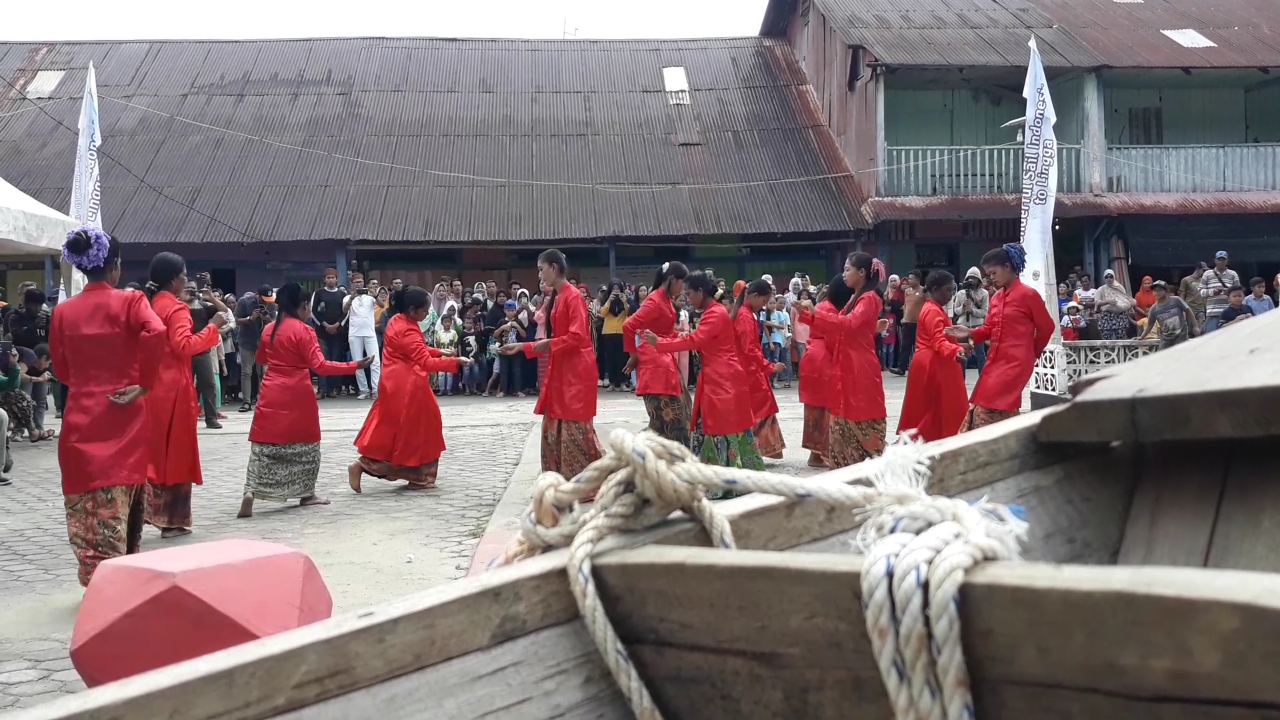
25;70;65;99
1128;107;1164;145
662;66;690;105
1160;29;1216;48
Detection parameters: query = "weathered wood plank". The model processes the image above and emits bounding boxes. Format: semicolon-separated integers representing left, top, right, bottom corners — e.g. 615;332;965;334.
796;443;1134;564
1207;443;1280;573
272;621;629;720
12;409;1066;720
594;546;1280;719
1036;309;1280;444
1118;444;1226;567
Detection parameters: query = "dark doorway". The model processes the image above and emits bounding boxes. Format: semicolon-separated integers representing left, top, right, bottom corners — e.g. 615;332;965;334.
208;269;237;296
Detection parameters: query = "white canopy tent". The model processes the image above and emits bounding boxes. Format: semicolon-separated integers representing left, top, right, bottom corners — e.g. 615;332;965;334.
0;175;73;256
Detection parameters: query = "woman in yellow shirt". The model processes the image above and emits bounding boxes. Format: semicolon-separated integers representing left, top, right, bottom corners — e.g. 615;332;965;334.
600;279;630;391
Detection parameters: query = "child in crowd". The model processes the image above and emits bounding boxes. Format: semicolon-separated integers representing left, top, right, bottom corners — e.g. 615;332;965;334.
460;316;487;395
878;311;897;369
434;315;459;395
494;299;525;398
1060;302;1086;341
768;296;791;388
1219;285;1255;327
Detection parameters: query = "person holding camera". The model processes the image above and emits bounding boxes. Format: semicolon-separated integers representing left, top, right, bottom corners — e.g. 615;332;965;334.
184;278;222;429
234;284;277;412
343;272;382;399
947;267;990;371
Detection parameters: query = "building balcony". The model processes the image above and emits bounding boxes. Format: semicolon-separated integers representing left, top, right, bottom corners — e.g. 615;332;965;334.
1106;144;1280;193
882;145;1084;197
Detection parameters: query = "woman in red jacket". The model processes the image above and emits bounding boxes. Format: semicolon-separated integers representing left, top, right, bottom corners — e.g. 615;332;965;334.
623;261;690;446
797;252;889;468
645;271;761;491
946;243;1055;431
144;252;229;538
52;227;166;585
239;283;369;517
498;249;603;484
898;271;970;442
798;276;852;468
729;279;786;459
350;287;471;491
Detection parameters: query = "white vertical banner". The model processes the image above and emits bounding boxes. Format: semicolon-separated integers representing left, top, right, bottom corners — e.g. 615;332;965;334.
1018;37;1060;331
64;62;103;299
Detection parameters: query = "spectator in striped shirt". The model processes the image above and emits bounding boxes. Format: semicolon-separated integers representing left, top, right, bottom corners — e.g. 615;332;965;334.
1199;251;1240;333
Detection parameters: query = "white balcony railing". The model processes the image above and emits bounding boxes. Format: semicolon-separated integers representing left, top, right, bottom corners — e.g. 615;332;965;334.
883;145;1084;197
1106;144;1280;193
1032;339;1161;396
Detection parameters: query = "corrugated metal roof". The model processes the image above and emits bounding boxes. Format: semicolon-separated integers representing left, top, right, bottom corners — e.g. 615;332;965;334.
1035;0;1280;68
781;0;1280;68
0;36;868;244
864;191;1280;222
807;0;1103;67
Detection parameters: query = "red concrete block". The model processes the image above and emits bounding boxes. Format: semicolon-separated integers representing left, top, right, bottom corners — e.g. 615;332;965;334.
70;539;332;687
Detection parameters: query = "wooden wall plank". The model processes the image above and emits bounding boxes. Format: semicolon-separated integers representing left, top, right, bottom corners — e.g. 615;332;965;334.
1118;444;1226;567
1207;444;1280;572
594;547;1280;719
271;622;629;720
796;443;1135;565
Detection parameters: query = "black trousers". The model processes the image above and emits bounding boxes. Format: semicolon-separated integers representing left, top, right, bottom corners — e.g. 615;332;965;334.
600;333;626;387
897;322;918;372
191;353;218;421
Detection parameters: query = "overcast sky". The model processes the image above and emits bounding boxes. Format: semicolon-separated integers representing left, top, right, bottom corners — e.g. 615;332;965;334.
4;0;770;42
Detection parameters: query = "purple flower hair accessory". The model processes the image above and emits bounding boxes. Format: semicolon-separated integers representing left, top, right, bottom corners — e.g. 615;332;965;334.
63;225;112;270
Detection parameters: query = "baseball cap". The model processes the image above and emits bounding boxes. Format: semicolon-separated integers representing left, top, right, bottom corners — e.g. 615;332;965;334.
1151;280;1169;290
503;299;518;311
257;284;275;302
1215;251;1229;259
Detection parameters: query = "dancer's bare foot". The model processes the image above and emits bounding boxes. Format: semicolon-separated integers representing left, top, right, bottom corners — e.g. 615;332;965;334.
806;452;828;468
160;528;192;539
347;462;363;494
237;493;254;518
300;495;330;507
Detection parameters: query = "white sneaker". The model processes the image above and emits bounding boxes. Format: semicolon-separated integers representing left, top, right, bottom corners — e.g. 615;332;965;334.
357;393;370;400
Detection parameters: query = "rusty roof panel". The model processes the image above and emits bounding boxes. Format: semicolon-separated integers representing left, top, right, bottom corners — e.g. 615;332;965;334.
865;191;1280;223
0;36;866;242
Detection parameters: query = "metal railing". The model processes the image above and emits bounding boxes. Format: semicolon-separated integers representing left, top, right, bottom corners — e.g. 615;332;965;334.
882;145;1083;197
1106;144;1280;193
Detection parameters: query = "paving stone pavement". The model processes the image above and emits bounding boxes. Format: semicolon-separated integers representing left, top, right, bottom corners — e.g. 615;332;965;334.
0;372;1021;714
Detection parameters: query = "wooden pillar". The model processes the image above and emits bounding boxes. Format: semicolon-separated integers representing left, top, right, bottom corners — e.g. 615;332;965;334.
1082;71;1106;195
334;246;349;286
875;70;886;197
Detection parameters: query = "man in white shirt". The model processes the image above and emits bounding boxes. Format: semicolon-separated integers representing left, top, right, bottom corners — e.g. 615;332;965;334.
343;272;382;399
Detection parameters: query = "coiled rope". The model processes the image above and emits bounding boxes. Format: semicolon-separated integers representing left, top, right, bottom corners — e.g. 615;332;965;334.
491;429;1028;720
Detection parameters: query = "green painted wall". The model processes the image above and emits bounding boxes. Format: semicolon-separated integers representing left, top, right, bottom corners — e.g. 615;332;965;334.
885;81;1083;147
1105;86;1280;144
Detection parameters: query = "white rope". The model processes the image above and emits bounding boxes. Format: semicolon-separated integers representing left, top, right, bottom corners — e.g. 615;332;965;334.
491;429;1028;720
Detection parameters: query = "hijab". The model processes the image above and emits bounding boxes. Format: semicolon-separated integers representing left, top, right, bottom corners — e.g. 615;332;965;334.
607;280;626;316
1095;272;1133;312
1134;275;1157;311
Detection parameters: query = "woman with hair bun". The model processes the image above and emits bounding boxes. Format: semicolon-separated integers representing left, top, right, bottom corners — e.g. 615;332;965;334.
50;227;166;585
622;261;691;446
796;252;889;467
797;275;852;468
143;251;229;538
729;278;787;459
497;249;603;492
945;243;1055;431
898;270;969;442
350;286;472;491
238;282;370;518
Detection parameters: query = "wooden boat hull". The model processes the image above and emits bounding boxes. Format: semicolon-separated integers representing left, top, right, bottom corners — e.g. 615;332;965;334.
16;408;1280;719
